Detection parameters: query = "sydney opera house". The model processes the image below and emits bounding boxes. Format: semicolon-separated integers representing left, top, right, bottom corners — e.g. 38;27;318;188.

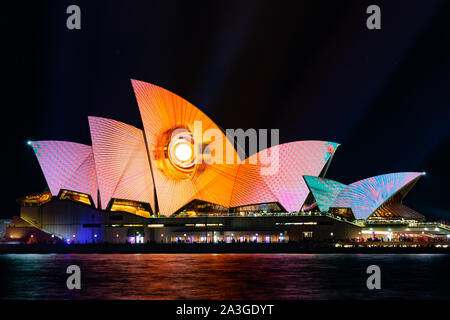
7;80;450;244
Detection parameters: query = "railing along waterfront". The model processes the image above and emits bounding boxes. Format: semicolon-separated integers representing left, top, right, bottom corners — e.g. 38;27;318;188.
173;212;449;231
175;211;361;225
364;219;450;232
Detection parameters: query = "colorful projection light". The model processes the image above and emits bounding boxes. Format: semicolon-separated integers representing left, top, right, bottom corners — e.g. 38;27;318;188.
88;116;155;212
30;141;98;207
28;80;425;220
304;172;425;220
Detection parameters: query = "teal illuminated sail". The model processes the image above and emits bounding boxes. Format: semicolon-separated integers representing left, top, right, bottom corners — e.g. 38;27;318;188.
303;175;347;212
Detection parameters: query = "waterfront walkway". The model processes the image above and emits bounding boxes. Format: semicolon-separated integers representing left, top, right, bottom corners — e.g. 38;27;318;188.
0;242;449;254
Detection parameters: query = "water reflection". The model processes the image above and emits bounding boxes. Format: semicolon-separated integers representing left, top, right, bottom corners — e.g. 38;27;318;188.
0;254;448;299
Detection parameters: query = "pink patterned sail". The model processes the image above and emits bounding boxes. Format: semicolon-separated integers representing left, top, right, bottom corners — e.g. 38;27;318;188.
88;116;155;212
230;141;339;212
30;141;98;207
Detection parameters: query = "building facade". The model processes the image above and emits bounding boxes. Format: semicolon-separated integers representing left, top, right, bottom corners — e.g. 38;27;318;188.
10;80;449;244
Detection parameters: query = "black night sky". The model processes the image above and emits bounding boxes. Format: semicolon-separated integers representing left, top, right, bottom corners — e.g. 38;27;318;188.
2;0;450;219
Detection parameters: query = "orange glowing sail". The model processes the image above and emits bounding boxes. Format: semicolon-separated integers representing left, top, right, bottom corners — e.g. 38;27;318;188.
131;80;240;216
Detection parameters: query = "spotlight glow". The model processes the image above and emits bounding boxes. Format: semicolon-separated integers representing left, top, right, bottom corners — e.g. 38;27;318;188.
174;143;192;162
167;132;195;169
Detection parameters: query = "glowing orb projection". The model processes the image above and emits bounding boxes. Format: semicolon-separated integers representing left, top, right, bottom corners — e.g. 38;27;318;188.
149;127;199;182
174;143;192;161
168;132;195;169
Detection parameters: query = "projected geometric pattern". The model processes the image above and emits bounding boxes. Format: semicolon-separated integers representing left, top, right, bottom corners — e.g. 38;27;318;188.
331;172;424;219
88;116;155;212
30;141;98;207
29;80;426;220
230;141;339;212
303;175;347;212
131;79;240;216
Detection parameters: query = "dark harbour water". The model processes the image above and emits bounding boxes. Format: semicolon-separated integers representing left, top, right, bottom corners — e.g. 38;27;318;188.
0;253;449;300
